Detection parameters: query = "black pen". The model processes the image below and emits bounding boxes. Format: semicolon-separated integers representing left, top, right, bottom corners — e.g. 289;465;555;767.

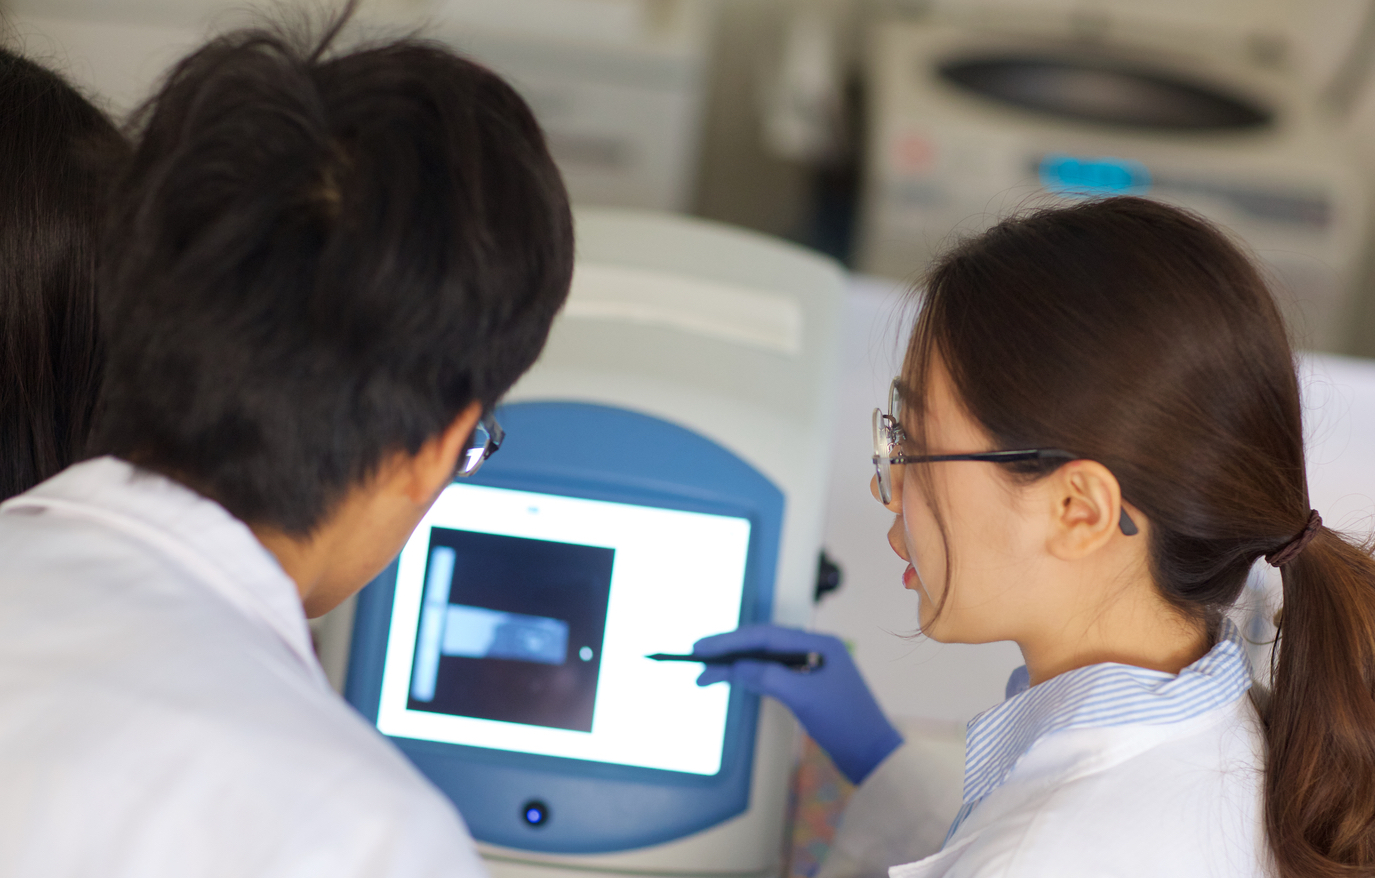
647;650;825;671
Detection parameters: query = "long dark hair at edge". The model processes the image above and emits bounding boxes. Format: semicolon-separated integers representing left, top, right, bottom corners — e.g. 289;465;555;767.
0;48;128;499
904;196;1375;876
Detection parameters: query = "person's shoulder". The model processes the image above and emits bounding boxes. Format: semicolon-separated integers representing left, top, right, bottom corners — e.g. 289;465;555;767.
0;558;473;870
0;651;480;875
193;683;488;877
256;735;488;878
934;702;1268;878
1041;695;1266;831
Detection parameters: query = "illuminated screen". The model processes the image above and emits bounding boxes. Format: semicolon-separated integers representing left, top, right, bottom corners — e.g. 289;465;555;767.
377;482;752;776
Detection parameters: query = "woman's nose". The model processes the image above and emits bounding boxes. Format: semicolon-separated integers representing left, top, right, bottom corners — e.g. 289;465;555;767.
870;472;903;512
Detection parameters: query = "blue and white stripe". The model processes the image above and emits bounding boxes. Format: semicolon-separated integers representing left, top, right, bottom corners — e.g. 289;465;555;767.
944;620;1253;844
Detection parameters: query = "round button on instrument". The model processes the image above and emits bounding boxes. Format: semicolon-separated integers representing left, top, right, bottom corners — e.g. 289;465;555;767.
522;799;550;827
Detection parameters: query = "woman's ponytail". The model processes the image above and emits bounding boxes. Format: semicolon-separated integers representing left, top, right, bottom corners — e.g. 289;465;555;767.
1266;526;1375;874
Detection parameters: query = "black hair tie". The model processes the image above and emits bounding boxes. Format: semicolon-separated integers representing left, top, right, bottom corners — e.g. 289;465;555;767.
1265;510;1322;568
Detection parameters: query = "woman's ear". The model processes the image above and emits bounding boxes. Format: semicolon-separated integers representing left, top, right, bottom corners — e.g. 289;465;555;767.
1043;460;1124;560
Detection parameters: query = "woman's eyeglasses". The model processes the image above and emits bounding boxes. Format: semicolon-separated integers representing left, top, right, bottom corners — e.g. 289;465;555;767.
456;411;504;478
872;379;1137;535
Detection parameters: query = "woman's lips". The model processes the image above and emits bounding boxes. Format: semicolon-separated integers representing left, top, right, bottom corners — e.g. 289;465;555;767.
902;564;917;589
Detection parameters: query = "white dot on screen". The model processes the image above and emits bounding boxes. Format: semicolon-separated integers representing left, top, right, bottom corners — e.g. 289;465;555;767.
579;646;593;661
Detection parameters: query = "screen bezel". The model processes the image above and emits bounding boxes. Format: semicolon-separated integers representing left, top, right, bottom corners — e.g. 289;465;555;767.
345;401;784;853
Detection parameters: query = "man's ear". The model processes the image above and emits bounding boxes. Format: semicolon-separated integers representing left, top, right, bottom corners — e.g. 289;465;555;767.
1044;460;1124;561
401;401;483;504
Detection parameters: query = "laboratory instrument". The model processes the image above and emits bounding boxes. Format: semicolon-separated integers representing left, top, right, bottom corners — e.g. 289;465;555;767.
346;207;845;878
858;1;1370;350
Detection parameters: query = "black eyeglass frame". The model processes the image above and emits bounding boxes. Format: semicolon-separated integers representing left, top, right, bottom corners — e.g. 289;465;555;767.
872;380;1137;535
455;411;505;478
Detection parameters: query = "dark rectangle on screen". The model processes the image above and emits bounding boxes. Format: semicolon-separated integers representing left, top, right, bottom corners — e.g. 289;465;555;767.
408;527;614;733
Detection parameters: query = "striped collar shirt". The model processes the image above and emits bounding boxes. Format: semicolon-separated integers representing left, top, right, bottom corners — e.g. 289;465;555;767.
944;620;1253;844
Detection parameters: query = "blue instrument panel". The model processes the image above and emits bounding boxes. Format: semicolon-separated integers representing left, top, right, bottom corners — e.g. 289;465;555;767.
346;401;784;853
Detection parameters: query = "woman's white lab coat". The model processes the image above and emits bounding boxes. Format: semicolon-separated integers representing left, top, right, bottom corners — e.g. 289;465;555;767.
821;696;1268;878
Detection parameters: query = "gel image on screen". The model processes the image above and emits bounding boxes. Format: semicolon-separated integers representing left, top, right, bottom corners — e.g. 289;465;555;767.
407;528;614;732
378;483;750;775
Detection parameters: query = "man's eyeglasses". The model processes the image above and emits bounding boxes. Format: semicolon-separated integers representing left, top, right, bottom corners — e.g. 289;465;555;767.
456;411;504;478
872;379;1137;535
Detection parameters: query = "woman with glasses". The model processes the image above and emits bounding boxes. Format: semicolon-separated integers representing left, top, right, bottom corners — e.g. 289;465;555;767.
697;196;1375;877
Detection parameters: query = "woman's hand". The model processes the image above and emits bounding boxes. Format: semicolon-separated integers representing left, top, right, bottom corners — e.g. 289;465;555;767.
693;624;903;785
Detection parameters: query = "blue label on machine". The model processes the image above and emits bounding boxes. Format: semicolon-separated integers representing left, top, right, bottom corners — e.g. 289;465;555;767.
1039;154;1151;197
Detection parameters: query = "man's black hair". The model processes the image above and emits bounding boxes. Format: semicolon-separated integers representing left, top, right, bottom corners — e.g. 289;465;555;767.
92;12;574;535
0;47;129;501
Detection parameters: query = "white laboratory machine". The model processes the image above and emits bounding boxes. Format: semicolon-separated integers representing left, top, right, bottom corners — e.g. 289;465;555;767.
343;208;845;878
428;0;717;212
858;1;1370;350
4;0;717;213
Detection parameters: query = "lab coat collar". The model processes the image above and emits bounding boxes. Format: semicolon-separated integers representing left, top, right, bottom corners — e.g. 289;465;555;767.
961;620;1252;807
0;456;327;688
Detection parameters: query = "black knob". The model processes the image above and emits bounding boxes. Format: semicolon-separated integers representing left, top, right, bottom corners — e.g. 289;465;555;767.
814;550;843;602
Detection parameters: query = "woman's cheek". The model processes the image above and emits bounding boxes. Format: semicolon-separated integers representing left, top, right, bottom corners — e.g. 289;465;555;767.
902;497;958;632
915;569;949;638
901;499;942;586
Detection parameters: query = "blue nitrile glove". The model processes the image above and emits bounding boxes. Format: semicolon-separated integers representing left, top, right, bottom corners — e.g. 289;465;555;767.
693;624;903;785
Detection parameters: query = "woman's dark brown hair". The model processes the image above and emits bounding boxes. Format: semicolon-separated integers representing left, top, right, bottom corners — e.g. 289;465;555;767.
904;196;1375;875
0;48;128;500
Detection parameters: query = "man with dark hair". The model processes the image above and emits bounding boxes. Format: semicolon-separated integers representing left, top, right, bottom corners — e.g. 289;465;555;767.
0;14;571;876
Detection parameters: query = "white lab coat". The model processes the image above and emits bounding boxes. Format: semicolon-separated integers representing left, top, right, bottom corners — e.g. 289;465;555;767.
0;458;487;878
818;726;966;878
823;696;1268;878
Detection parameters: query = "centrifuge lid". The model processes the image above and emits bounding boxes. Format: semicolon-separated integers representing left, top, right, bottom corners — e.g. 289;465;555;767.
938;55;1273;131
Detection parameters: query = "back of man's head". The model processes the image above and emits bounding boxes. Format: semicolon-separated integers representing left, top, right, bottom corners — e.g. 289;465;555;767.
93;15;573;536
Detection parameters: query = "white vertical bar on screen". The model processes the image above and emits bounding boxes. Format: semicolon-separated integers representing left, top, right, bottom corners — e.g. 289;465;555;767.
410;545;457;702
